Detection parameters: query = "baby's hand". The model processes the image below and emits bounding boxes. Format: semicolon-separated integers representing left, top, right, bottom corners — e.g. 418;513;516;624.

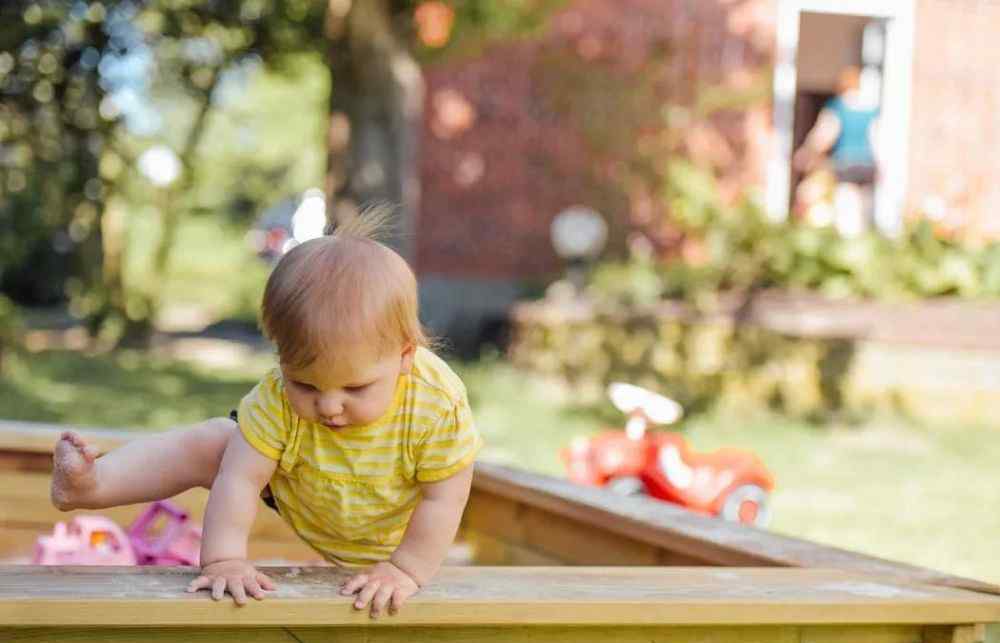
186;559;276;606
339;561;420;618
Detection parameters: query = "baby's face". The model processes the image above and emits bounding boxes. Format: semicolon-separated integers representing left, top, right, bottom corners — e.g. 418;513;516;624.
280;344;414;429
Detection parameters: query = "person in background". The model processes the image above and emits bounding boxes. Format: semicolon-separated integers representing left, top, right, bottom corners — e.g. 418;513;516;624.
793;66;881;236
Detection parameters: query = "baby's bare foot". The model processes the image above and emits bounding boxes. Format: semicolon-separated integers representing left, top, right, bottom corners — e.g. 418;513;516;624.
51;431;99;511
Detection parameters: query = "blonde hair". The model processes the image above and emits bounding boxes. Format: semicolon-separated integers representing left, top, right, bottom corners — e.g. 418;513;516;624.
261;205;428;370
837;66;861;94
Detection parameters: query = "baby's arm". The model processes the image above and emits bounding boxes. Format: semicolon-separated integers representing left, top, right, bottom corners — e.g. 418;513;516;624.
340;463;474;617
187;431;278;605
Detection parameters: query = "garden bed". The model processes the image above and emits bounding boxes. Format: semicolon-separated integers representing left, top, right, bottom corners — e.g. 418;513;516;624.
509;290;1000;424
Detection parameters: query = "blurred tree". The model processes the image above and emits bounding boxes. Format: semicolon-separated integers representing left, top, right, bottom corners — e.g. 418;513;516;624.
0;0;560;342
0;1;115;309
118;0;328;343
0;0;329;343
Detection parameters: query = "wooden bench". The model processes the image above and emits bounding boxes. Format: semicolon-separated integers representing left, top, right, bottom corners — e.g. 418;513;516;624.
2;565;999;642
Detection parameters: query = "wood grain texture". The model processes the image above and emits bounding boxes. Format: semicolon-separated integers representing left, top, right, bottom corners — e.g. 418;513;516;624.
802;625;923;642
471;462;1000;595
0;626;952;643
0;422;132;455
4;630;304;642
1;566;999;627
0;471;309;546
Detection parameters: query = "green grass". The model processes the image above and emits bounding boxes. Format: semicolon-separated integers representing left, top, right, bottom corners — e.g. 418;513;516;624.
2;346;998;584
457;358;1000;584
0;347;270;429
126;216;271;326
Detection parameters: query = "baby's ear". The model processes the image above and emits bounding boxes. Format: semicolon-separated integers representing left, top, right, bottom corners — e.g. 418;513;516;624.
400;343;416;374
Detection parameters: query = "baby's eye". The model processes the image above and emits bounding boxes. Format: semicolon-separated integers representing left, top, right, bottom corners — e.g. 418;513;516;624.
293;381;317;391
345;384;370;393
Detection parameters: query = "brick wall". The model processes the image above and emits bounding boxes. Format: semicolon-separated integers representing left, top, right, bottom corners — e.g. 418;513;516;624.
416;0;776;281
908;0;1000;238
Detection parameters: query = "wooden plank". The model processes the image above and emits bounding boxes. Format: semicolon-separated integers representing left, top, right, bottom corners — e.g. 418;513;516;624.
0;523;320;564
300;627;802;643
802;626;923;642
0;421;131;455
0;626;945;643
924;624;996;643
464;488;719;566
4;630;304;642
1;567;999;627
460;529;565;566
0;471;303;542
472;463;1000;595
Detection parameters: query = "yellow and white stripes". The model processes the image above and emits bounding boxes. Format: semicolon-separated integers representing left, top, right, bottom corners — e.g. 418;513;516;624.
238;347;482;566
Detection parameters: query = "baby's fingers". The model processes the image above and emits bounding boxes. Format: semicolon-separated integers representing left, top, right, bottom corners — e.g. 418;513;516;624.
186;575;212;593
369;584;395;619
256;571;276;591
389;585;416;615
340;573;369;596
355;580;381;610
244;576;266;601
228;579;249;606
211;577;228;601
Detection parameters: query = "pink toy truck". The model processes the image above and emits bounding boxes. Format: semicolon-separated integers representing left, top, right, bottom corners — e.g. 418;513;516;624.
33;500;201;566
32;515;137;566
128;500;201;566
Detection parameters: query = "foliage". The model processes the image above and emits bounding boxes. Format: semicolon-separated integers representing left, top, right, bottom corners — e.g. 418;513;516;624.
0;0;329;329
511;302;851;420
0;295;21;371
590;160;1000;306
417;0;569;62
2;0;564;337
0;1;115;305
521;1;774;259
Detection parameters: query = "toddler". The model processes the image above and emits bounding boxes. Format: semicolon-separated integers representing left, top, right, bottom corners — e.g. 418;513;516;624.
49;214;483;617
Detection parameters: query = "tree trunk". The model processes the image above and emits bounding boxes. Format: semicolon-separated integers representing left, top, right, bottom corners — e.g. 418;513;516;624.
325;0;424;261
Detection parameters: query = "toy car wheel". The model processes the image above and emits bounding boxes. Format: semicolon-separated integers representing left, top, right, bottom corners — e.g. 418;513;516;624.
606;476;648;497
720;484;771;527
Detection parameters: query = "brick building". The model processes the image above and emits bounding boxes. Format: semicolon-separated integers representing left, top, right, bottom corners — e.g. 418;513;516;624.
416;0;1000;348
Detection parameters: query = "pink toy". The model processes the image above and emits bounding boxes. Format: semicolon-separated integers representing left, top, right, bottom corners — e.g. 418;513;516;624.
32;515;137;566
33;500;202;566
127;500;202;566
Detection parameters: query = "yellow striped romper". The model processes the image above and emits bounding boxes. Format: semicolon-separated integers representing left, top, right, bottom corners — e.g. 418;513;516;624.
237;347;483;567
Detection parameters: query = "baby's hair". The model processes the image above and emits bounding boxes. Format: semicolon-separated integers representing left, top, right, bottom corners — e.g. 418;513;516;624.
328;202;399;245
261;203;429;370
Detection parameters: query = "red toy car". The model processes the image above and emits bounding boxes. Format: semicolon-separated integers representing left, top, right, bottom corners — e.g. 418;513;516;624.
562;383;775;527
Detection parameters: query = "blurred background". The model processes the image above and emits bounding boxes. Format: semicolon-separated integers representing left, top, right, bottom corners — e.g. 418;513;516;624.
2;0;999;581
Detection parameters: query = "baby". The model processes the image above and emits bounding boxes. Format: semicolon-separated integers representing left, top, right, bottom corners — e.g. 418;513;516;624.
49;213;483;617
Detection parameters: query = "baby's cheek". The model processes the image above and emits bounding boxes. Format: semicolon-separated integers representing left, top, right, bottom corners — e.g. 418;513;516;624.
287;392;313;419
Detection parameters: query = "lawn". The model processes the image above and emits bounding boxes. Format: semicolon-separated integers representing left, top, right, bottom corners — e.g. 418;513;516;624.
2;345;998;584
459;358;1000;584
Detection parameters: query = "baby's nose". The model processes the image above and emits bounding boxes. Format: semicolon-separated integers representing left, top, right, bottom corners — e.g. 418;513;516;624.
317;393;344;417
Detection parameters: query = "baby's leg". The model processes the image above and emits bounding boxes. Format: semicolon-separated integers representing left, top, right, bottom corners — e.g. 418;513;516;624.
51;417;237;511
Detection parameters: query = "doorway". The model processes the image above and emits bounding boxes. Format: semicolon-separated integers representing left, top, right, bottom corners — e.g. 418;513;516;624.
767;0;915;235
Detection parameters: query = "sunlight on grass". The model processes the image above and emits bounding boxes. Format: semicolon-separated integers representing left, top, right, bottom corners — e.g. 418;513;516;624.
127;217;270;326
0;348;270;429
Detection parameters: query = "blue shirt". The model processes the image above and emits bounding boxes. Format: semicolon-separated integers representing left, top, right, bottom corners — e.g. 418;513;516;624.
826;96;879;167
